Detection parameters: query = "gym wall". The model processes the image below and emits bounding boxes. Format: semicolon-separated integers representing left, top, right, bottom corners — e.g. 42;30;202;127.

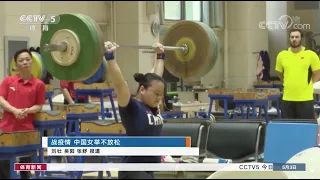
288;0;319;31
222;1;268;89
112;1;161;94
266;1;288;77
288;1;320;54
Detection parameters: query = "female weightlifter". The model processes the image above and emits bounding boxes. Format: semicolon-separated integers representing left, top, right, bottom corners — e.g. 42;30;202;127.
104;41;165;179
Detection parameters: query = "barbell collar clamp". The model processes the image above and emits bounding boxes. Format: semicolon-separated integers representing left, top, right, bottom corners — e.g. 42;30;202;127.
44;41;68;52
181;44;188;54
162;45;187;52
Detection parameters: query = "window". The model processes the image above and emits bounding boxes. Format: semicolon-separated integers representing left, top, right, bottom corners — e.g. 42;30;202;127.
185;1;202;21
161;1;224;28
162;1;203;22
163;1;182;20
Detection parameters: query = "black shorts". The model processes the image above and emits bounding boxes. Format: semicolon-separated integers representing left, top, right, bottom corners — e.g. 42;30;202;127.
63;98;86;105
281;100;315;119
118;171;155;179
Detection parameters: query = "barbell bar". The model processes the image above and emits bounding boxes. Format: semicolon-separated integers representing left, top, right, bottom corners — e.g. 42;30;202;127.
40;13;220;81
44;42;67;52
44;43;189;54
116;44;188;53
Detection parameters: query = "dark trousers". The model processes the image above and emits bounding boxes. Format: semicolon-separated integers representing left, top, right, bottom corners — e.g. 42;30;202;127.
64;98;86;133
118;171;155;179
281;100;315;119
0;156;32;179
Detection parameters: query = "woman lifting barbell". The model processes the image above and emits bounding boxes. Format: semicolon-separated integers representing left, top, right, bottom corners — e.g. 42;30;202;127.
104;41;165;179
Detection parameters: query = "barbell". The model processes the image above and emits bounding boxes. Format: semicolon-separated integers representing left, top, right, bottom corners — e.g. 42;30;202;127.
40;13;220;81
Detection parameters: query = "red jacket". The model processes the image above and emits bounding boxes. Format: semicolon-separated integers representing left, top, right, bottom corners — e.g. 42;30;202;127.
0;75;46;132
60;81;87;101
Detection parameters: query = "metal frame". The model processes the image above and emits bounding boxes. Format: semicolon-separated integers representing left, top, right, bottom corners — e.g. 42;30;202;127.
198;123;211;162
196;125;204;147
160;1;204;25
3;36;30;77
254;125;263;162
200;1;204;22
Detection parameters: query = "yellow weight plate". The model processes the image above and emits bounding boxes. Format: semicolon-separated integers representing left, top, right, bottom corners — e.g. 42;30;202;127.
174;37;196;62
162;20;219;79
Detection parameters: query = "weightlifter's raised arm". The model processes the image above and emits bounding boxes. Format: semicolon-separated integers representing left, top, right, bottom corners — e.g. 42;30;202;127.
150;43;165;77
104;41;131;108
